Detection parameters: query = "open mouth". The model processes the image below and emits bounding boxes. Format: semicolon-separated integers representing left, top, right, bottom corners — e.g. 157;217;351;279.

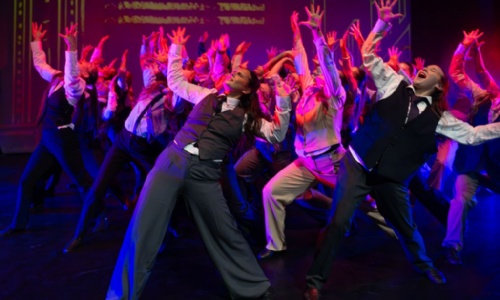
417;71;427;79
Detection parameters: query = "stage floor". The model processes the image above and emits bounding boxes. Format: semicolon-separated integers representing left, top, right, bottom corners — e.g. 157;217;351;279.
1;154;499;300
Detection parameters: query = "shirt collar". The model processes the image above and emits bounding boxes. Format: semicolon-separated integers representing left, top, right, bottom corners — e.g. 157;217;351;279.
408;85;433;105
225;95;240;109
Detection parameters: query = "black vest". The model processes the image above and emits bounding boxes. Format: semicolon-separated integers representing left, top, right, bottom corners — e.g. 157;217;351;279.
73;86;102;136
454;99;500;180
40;84;75;130
174;94;246;160
350;81;440;183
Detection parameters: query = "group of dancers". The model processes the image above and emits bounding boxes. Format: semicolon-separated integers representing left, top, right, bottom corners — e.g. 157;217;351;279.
2;1;500;299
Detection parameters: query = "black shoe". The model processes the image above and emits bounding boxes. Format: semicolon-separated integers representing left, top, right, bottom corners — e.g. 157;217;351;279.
257;249;284;260
304;287;320;300
0;227;24;237
445;247;462;265
424;267;446;284
63;237;82;254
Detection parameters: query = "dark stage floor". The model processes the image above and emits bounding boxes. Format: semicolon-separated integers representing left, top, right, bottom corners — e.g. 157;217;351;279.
1;154;499;300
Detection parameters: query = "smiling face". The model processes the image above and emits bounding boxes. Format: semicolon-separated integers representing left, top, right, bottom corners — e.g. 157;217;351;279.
223;68;252;97
413;65;445;96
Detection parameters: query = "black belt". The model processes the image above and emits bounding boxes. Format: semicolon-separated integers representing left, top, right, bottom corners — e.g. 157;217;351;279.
310;144;340;158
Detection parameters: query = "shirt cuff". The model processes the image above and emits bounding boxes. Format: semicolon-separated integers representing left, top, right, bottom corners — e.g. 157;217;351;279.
373;19;392;33
170;44;183;57
455;43;467;55
275;96;291;111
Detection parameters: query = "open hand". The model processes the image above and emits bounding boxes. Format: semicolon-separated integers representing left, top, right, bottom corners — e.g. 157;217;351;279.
375;0;403;24
32;22;47;41
166;27;190;46
58;23;78;51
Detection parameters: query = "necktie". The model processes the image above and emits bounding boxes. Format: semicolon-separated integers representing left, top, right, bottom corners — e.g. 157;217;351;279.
407;91;429;123
215;94;227;113
145;106;155;143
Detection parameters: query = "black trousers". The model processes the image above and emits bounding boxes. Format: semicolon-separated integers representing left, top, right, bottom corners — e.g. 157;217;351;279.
77;130;126;204
306;151;435;289
409;170;450;225
73;129;162;237
12;128;92;229
107;142;270;300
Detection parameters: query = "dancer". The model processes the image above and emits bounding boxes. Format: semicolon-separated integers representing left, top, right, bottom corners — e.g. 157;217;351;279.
304;1;500;298
106;27;292;299
259;6;347;259
443;29;500;265
63;31;175;253
0;23;92;236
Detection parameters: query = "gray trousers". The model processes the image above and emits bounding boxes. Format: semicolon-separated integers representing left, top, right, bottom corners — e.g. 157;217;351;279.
107;142;270;300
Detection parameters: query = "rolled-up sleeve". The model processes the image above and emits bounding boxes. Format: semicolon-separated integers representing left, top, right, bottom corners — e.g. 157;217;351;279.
64;50;85;107
314;35;345;109
166;44;216;105
31;41;60;82
258;95;291;143
437;111;500;145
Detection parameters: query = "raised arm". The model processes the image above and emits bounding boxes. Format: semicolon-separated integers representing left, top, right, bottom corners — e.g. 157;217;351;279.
449;30;487;101
212;34;231;81
232;41;251;72
361;0;404;100
257;50;293;77
258;74;292;143
470;39;500;96
339;29;358;95
163;27;215;105
197;31;209;57
387;46;412;84
90;35;109;64
300;5;345;105
290;11;312;90
349;20;364;53
140;31;159;69
31;22;61;82
59;23;85;107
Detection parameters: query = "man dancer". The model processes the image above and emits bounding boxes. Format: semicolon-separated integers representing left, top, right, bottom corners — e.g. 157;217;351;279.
304;1;500;299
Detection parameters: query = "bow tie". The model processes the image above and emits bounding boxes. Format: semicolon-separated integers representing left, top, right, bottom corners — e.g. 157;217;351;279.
217;94;228;103
215;94;227;113
409;90;430;106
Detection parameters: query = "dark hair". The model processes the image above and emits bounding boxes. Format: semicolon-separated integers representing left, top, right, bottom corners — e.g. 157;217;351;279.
139;77;167;101
469;91;494;122
85;68;99;85
238;69;265;141
353;67;366;85
430;71;449;117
